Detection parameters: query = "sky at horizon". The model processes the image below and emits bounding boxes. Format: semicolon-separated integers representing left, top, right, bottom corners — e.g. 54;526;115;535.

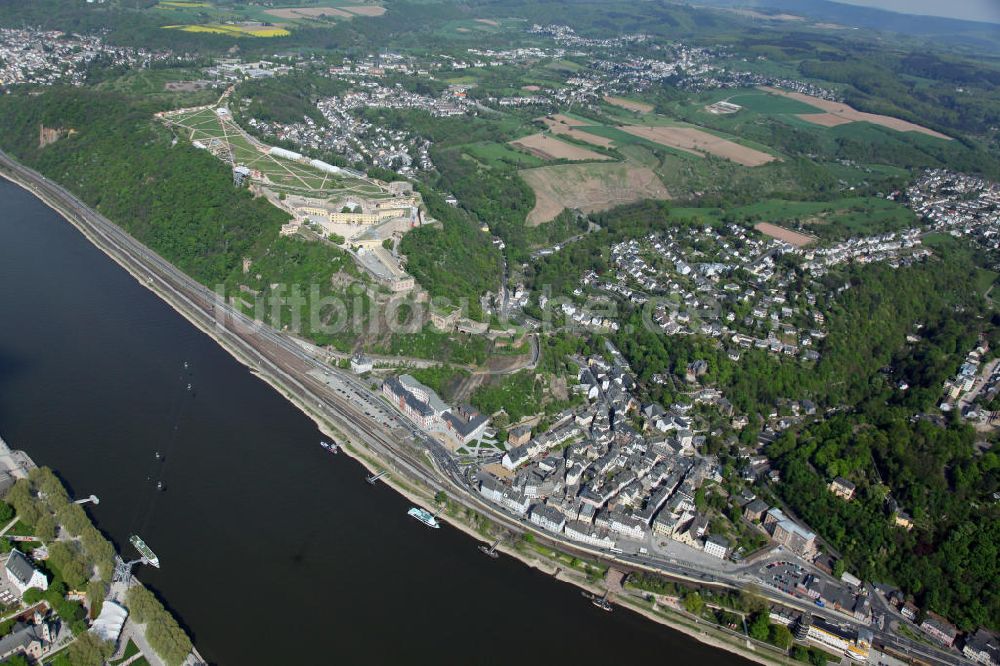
833;0;1000;25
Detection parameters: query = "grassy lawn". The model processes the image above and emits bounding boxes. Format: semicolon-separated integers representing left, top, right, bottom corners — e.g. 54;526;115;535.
463;141;546;169
6;520;34;537
109;639;140;666
921;232;959;250
975;268;998;295
523;540;607;576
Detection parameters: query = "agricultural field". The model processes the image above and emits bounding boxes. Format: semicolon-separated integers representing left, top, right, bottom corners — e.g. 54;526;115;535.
662;87;953;144
165;24;290;37
156;2;386;35
539;115;617;148
603;96;654;113
722;90;820;115
439;18;506;36
520;162;670;225
754;222;816;247
538;107;780;167
509;133;611;162
758;87;952;139
618;124;777;166
264;6;354;19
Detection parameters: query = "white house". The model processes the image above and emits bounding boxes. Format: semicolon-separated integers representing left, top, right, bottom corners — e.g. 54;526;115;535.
5;551;47;595
704;534;730;559
350;354;374;374
529;505;566;533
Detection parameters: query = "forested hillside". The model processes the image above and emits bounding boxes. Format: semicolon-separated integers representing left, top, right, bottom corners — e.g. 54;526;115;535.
0;88;367;350
0;88;288;285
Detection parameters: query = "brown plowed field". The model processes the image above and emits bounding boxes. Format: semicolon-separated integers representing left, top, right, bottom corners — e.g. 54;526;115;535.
604;96;654;113
341;5;386;16
265;6;352;18
545;114;588;126
510;133;610;161
621;125;777;166
521;163;670;225
755;222;816;247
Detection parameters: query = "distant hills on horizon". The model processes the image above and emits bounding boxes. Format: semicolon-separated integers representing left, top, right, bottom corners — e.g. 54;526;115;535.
687;0;1000;52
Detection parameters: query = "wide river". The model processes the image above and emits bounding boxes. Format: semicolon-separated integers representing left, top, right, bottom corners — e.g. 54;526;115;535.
0;178;750;665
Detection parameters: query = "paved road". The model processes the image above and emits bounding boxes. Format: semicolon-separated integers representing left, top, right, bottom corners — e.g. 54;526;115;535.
0;153;970;666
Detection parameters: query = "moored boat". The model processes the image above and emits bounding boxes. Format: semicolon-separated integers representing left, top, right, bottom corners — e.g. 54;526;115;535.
408;506;440;529
129;534;161;568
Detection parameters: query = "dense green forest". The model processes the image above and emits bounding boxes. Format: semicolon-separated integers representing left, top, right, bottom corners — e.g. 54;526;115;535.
399;186;501;314
0;88;370;349
0;88;287;285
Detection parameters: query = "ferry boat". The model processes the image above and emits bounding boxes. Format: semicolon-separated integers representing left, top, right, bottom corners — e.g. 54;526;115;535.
407;506;440;529
129;535;161;568
320;440;340;454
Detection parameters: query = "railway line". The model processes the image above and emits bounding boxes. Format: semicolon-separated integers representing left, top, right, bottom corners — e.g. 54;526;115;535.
0;151;971;666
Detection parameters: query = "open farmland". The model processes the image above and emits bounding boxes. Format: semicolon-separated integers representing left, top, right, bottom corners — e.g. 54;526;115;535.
620;125;777;166
796;112;853;127
754;222;816;247
724;90;820;115
340;5;387;16
545;114;588;126
264;6;353;19
758;87;952;139
165;24;291;36
539;116;616;148
509;133;611;161
604;96;654;113
520;163;670;225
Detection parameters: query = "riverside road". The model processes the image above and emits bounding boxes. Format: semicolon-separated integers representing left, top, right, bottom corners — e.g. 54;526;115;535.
0;152;967;666
0;168;757;666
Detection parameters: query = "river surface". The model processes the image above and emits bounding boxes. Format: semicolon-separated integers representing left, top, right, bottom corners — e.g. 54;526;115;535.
0;178;751;665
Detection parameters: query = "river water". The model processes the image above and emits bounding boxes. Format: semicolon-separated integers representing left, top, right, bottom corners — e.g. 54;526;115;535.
0;178;750;665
